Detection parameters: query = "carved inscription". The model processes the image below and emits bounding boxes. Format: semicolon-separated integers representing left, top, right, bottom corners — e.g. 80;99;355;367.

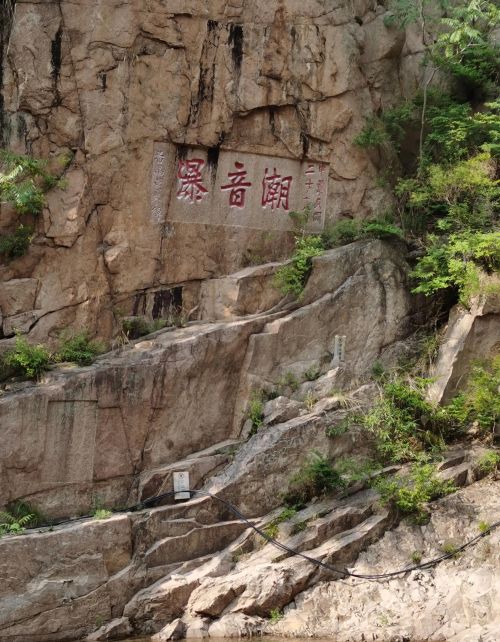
166;148;329;231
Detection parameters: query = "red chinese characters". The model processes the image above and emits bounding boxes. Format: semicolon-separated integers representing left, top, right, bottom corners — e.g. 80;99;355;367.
176;158;208;203
261;167;293;211
221;161;252;208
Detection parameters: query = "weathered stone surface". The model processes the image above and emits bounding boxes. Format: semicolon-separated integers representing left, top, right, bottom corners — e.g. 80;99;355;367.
232;240;414;430
0;516;134;642
0;239;415;518
152;618;186;642
86;617;132;641
0;279;39;319
428;288;500;405
0;0;426;343
271;478;500;642
199;262;285;321
0;318;266;517
262;395;303;425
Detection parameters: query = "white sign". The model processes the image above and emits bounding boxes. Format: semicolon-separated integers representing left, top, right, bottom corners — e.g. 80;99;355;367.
173;471;190;500
332;335;346;366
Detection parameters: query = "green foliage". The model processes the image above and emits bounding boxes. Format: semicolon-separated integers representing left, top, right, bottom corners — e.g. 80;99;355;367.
3;335;53;379
278;371;300;393
93;508;112;520
478;520;491;533
411;550;423;564
0;150;60;216
269;608;284;623
247;390;264;433
335;457;382;484
0;224;34;259
288;204;312;232
371;360;386;380
291;520;308;535
263;506;298;539
462;357;500;433
304;364;321;381
55;332;105;366
325;417;351;438
374;462;456;521
477;450;500;474
283;451;346;506
410;230;500;306
434;1;500;66
440;540;461;557
122;316;168;339
354;103;415;151
364;377;442;463
274;235;324;296
0;509;35;537
322;216;403;249
353;117;390;148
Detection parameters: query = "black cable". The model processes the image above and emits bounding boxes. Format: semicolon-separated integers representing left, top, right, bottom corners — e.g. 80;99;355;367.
129;488;500;581
32;488;499;582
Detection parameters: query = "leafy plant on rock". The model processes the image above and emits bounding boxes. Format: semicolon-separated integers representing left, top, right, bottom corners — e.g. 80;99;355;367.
0;504;36;537
0;150;65;260
2;335;53;379
274;235;324;297
283;451;346;507
55;332;105;366
374;462;456;522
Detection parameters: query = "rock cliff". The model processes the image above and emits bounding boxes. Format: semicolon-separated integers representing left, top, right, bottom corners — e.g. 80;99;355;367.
0;3;499;642
0;0;424;343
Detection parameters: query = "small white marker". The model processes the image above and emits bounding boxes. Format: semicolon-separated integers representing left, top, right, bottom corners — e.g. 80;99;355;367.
173;471;190;500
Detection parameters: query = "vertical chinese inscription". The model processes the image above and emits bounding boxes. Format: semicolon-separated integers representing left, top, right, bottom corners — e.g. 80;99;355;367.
303;162;328;223
151;143;169;223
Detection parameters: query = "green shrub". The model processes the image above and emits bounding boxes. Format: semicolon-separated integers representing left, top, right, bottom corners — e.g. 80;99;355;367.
325;418;350;438
411;230;500;306
277;371;300;393
363;377;444;463
283;451;346;506
247;391;264;433
411;550;423;565
335;457;382;484
462;357;500;433
274;235;324;296
93;508;112;520
3;335;53;379
477;450;500;474
0;150;60;216
322;216;403;250
0;510;35;537
263;506;298;539
374;463;456;521
304;364;321;381
478;520;491;534
269;608;284;623
440;540;461;558
122;316;167;339
371;360;386;381
0;224;34;260
56;332;105;366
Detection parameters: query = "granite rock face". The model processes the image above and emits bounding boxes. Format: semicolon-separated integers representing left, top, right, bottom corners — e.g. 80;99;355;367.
0;239;414;518
0;0;425;342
